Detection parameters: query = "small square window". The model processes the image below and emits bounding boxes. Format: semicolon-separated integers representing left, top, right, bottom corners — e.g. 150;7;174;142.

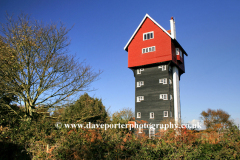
163;94;167;100
145;48;148;53
142;48;145;53
160;94;168;100
137;69;141;74
149;47;152;52
176;48;179;55
137;112;141;118
162;65;166;71
163;111;168;117
137;81;144;87
152;46;155;51
159;78;167;84
137;68;144;74
163;78;167;84
137;96;144;102
143;31;154;40
158;65;166;71
150;112;154;119
137;82;140;87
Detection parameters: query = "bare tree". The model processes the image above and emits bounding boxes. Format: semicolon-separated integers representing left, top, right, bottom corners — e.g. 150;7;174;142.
0;14;101;120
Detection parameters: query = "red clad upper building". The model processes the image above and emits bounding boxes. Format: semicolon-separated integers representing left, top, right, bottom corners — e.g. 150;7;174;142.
124;14;187;76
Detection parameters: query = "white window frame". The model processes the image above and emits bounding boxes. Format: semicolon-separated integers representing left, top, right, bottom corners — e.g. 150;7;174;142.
169;79;172;84
143;31;154;41
137;112;141;118
159;78;167;84
137;96;144;102
142;46;156;54
137;81;144;87
160;94;168;100
170;94;172;100
149;127;155;138
176;48;180;55
137;68;144;74
150;112;154;119
163;111;168;117
158;65;166;71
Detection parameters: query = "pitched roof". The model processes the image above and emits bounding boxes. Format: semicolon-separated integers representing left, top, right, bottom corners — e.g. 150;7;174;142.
124;14;172;51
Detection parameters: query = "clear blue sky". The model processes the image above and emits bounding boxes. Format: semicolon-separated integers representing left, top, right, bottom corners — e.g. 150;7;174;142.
1;0;240;126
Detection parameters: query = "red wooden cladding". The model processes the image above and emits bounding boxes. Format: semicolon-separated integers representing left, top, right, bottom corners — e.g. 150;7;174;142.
127;17;185;73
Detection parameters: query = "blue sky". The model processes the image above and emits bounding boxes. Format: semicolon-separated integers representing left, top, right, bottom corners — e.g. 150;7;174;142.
1;0;240;126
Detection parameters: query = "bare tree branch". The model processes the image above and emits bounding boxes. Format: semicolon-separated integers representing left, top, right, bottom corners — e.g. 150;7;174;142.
0;13;101;119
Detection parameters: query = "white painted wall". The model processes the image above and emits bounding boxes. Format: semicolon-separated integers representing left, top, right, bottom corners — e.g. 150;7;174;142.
173;66;181;124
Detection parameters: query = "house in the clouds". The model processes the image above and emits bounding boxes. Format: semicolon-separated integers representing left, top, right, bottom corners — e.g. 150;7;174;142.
124;14;188;137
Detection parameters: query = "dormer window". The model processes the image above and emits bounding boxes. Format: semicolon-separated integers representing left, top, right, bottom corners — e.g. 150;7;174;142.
143;31;154;41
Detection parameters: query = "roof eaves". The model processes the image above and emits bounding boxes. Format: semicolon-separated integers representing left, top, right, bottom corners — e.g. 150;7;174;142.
124;14;172;51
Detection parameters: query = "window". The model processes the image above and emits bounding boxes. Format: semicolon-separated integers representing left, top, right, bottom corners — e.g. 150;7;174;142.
137;96;144;102
139;126;142;133
170;94;172;100
176;48;183;57
150;112;154;119
176;48;180;55
149;127;155;138
158;65;166;71
169;66;172;72
170;111;172;117
137;68;144;74
160;94;168;100
159;78;167;84
143;31;154;41
169;79;172;84
137;81;144;87
137;112;141;118
163;111;168;117
142;46;156;54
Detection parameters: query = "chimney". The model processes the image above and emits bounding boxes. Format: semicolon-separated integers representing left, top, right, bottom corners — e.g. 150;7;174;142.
170;17;176;39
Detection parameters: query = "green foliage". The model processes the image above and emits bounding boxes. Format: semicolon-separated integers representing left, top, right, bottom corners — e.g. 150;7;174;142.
62;93;108;124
